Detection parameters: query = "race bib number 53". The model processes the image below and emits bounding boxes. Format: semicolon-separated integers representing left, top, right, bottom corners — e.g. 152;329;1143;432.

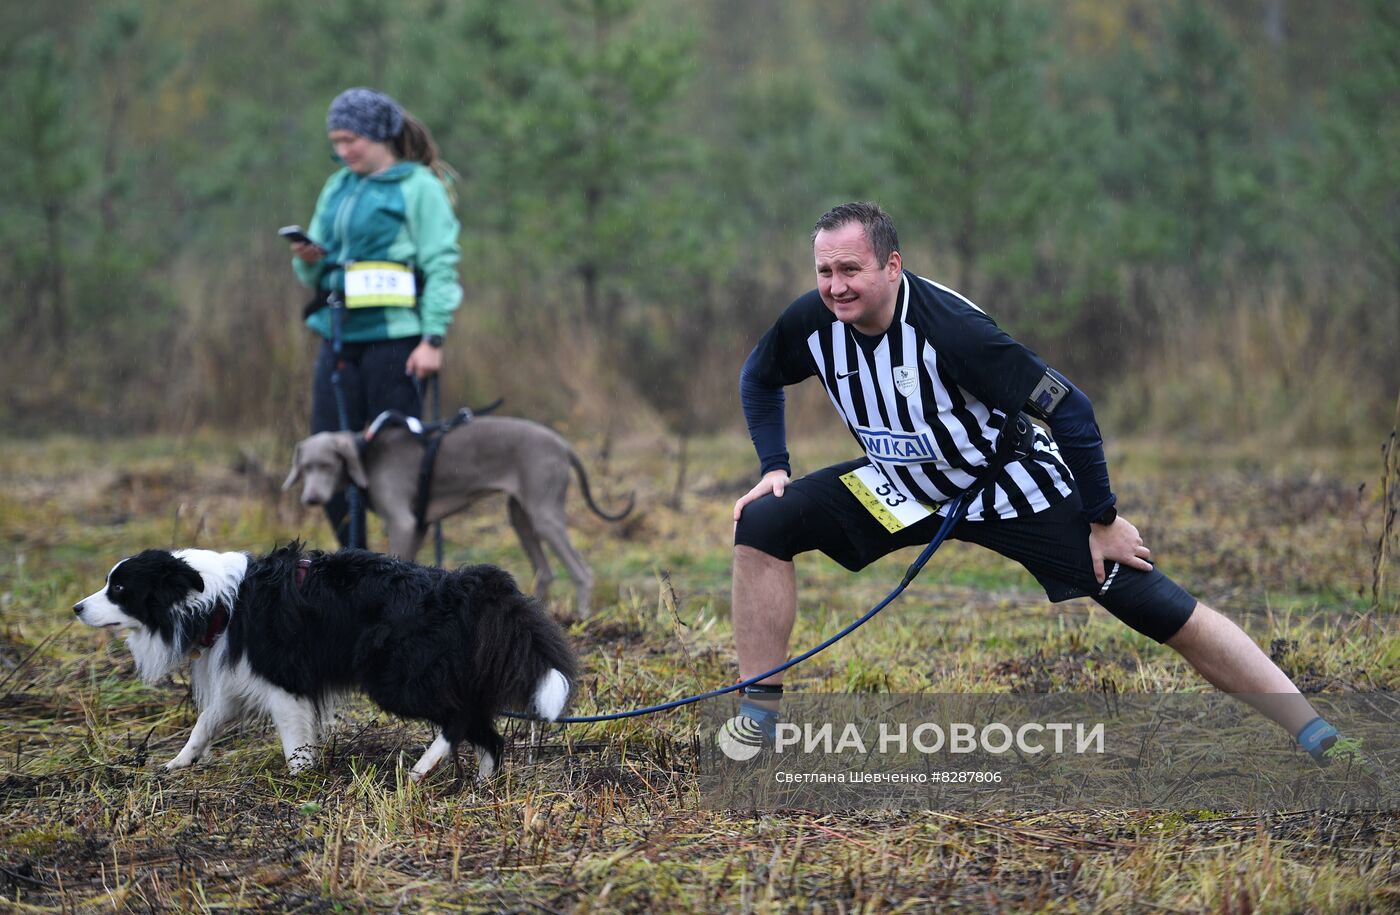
839;465;936;533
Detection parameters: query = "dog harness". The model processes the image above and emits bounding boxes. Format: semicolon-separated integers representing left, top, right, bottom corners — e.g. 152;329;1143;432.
361;401;503;532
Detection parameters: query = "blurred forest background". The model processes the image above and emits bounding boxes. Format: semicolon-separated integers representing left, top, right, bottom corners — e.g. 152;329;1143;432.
2;0;1396;456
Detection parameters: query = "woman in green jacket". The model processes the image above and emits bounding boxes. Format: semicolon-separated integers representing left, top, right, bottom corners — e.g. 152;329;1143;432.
288;87;462;545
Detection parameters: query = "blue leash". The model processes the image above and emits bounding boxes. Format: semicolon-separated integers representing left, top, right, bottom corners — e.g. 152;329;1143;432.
413;373;447;568
505;493;967;724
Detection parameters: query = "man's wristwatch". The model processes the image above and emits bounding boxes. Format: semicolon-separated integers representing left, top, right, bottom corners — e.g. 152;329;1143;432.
423;334;444;348
1088;505;1117;526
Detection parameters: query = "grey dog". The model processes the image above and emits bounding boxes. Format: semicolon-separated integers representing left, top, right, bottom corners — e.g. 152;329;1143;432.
283;416;632;617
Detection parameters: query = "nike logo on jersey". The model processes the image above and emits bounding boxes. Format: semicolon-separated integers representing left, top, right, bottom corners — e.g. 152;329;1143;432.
836;368;859;380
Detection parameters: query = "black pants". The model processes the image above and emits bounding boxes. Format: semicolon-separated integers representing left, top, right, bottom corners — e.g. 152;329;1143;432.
734;457;1197;643
310;337;422;545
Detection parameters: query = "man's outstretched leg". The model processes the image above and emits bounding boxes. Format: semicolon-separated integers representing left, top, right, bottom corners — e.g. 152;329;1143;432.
1167;602;1349;764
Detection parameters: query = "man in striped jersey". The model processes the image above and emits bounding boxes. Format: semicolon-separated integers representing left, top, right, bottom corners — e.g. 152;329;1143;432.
729;202;1346;765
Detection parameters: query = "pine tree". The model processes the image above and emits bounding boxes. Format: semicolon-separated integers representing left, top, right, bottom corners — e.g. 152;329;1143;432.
861;0;1060;301
1305;0;1400;339
3;34;87;348
1145;0;1272;289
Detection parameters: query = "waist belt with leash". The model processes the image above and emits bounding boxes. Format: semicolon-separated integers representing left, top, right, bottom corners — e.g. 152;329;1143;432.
504;413;1039;724
303;261;425;319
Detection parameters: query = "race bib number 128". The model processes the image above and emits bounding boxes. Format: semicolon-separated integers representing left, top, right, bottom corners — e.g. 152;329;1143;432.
344;261;416;308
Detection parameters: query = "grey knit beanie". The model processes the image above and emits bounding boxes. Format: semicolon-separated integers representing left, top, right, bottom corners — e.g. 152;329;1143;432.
326;87;404;142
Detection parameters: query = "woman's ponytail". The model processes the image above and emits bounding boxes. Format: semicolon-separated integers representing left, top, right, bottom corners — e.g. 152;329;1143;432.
394;111;459;203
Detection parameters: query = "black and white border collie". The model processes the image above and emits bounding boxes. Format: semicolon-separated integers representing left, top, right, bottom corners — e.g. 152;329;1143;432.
74;543;575;782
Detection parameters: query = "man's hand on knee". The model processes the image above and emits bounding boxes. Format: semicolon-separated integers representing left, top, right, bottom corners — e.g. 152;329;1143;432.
1088;515;1154;583
733;470;791;523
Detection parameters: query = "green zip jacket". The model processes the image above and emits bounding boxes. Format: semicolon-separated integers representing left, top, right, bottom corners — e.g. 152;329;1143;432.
292;161;462;342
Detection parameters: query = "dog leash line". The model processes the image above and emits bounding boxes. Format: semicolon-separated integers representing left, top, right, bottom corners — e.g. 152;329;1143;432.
328;292;367;550
502;493;967;724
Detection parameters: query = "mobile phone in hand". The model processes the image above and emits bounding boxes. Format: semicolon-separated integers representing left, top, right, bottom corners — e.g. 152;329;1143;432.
279;225;316;246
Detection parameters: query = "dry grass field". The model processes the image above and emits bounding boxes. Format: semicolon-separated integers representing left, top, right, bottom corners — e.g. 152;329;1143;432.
1;429;1396;913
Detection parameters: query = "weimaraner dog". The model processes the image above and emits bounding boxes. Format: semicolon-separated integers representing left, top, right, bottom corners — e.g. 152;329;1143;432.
283;416;632;617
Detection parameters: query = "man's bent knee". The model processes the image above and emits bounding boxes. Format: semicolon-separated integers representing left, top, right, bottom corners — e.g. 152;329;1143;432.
733;543;792;570
733;491;804;562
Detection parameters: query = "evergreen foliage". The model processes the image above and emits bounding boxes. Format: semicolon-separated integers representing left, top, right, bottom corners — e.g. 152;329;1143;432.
0;0;1392;441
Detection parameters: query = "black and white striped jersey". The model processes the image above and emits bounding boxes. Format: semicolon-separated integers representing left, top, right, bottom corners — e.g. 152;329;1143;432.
743;271;1074;521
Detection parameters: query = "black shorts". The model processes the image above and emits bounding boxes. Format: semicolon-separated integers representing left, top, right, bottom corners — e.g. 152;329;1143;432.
733;458;1197;643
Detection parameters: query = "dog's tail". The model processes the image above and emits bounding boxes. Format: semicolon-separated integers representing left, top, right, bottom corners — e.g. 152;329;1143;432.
512;588;577;721
532;668;571;721
567;451;635;522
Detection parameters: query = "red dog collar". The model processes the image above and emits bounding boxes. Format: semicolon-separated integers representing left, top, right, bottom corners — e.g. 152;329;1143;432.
199;605;229;649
